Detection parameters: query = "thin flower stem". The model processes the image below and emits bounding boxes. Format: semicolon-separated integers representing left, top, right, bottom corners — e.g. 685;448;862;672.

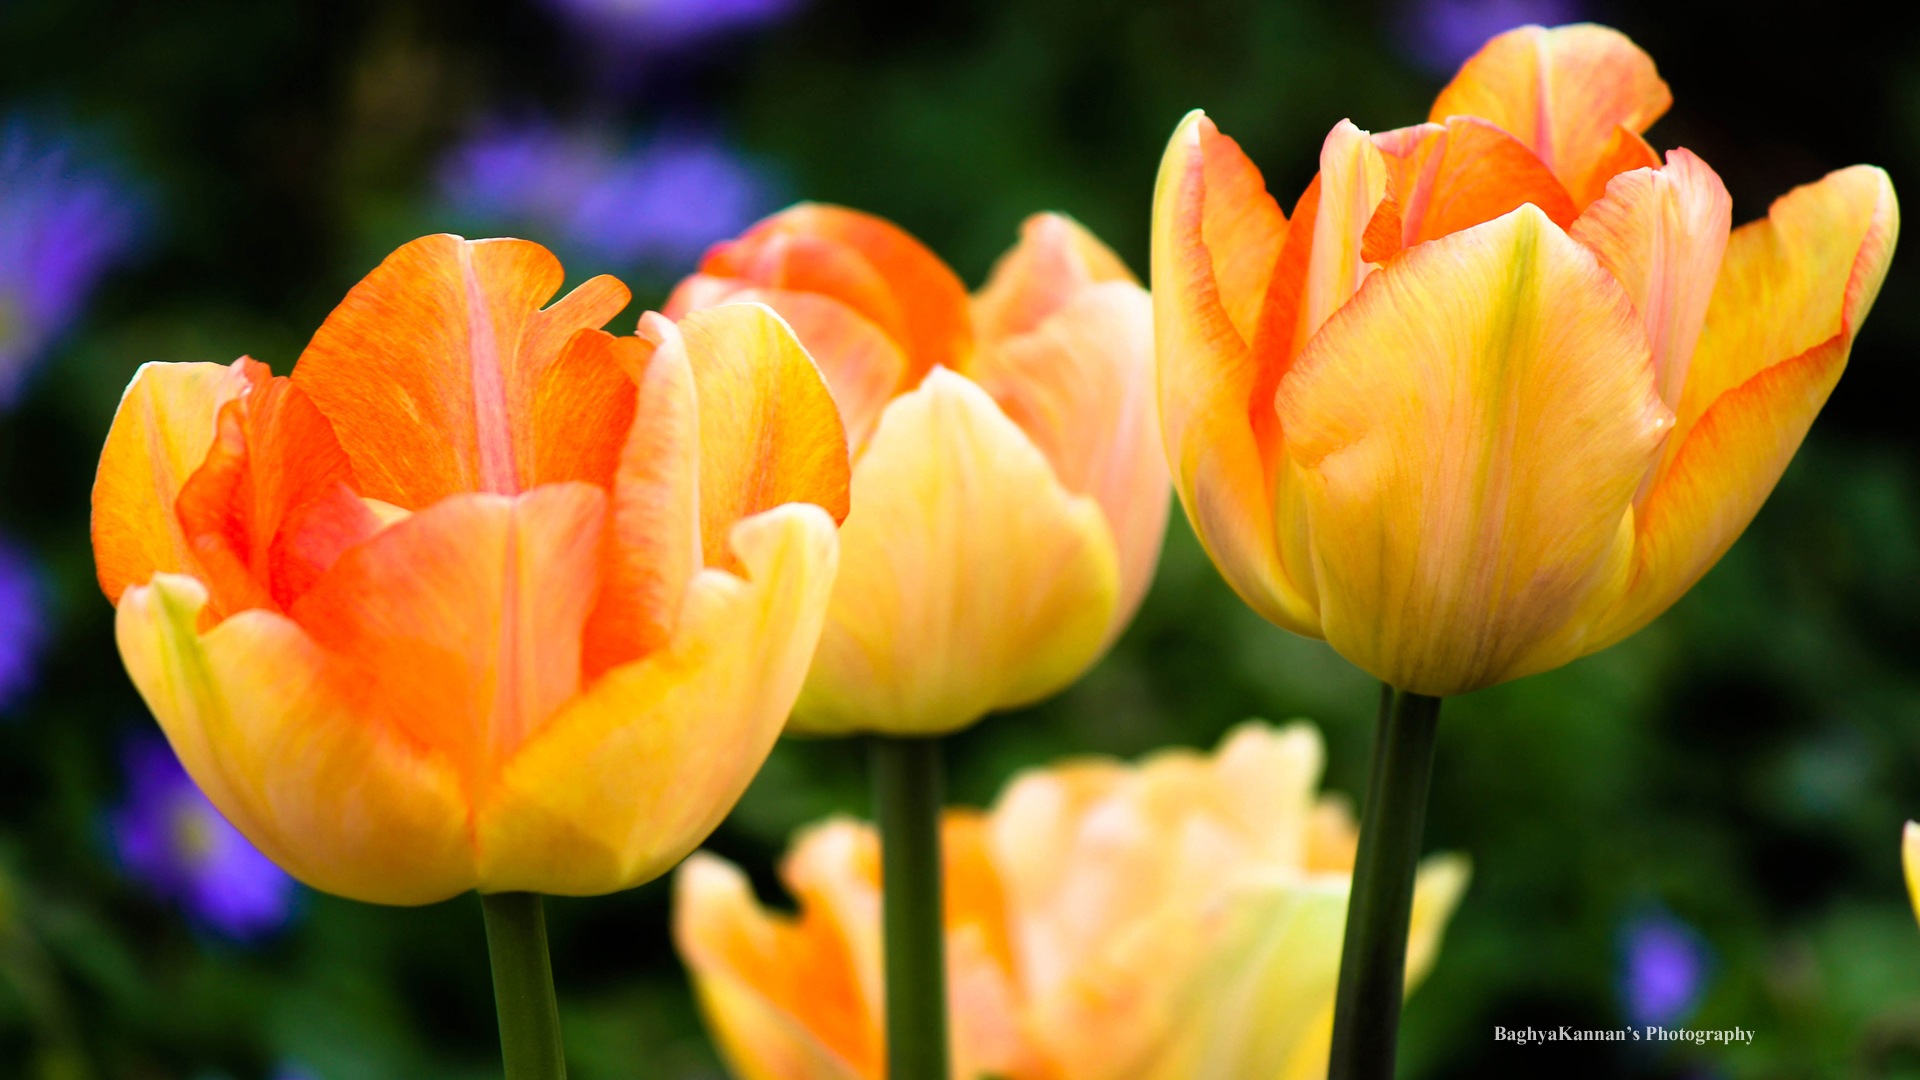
482;891;568;1080
871;734;950;1080
1328;684;1443;1080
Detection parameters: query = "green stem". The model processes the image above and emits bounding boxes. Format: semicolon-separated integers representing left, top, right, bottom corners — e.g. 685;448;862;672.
871;734;950;1080
482;891;568;1080
1327;685;1443;1080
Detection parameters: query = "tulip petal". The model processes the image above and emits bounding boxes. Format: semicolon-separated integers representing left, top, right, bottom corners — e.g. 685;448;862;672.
1905;822;1920;926
1278;205;1669;695
679;302;853;568
1299;120;1389;352
288;483;608;798
477;504;839;894
674;853;872;1080
1365;116;1579;262
791;368;1120;735
292;234;630;507
702;287;908;449
973;212;1139;342
116;574;474;905
1597;167;1898;646
696;204;974;382
1570;149;1732;413
94;359;256;604
971;280;1168;641
1150;112;1318;633
1431;24;1672;209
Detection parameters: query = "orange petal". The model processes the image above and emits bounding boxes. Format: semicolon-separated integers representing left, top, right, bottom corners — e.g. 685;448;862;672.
973;213;1139;343
291;235;630;507
679;302;852;570
1570;148;1732;414
1366;116;1579;262
1277;205;1669;695
1595;166;1898;647
288;483;608;799
1570;124;1663;209
971;280;1168;642
1149;111;1318;634
1430;24;1671;209
476;503;840;895
175;371;359;615
791;369;1120;735
93;359;257;605
700;205;974;383
116;574;474;904
531;325;639;489
580;319;703;675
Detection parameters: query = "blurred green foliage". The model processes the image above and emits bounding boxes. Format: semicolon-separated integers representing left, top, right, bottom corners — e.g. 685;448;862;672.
1;0;1918;1077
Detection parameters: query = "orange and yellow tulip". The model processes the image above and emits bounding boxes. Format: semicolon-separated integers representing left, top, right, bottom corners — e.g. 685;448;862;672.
1153;24;1899;696
93;234;849;905
669;206;1166;735
674;723;1469;1080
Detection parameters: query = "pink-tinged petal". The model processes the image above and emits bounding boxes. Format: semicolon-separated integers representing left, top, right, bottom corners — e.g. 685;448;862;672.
791;369;1120;735
1364;117;1579;262
1277;205;1669;695
93;359;255;605
1570;149;1732;415
291;235;630;507
116;574;474;904
478;505;839;894
973;213;1138;343
1430;24;1672;209
1593;166;1898;647
1149;111;1319;634
972;280;1168;641
288;484;608;799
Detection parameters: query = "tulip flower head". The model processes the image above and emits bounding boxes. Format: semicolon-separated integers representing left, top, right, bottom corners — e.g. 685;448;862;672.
676;723;1468;1080
670;206;1168;735
93;234;847;905
1153;24;1898;695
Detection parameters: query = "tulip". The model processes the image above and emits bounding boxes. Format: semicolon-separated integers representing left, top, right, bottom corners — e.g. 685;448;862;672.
675;722;1469;1080
92;234;849;1077
1904;822;1920;928
1151;23;1897;1077
671;205;1166;1078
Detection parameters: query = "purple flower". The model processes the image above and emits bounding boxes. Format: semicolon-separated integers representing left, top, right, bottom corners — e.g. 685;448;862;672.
1619;908;1712;1028
0;537;47;713
544;0;800;50
110;735;298;941
438;122;773;271
0;117;143;407
1393;0;1585;76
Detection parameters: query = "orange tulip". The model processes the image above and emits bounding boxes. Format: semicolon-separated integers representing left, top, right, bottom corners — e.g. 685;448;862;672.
675;723;1469;1080
1153;24;1899;696
93;234;849;905
669;207;1166;735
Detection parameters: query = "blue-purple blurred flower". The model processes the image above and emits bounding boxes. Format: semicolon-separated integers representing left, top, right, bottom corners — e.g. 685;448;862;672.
110;735;298;941
438;122;774;272
1619;908;1712;1028
0;537;47;713
0;117;143;407
1394;0;1585;76
544;0;801;51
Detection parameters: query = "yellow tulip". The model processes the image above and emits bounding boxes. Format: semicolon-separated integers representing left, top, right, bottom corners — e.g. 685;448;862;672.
674;723;1470;1079
668;207;1167;734
1152;24;1899;695
92;235;848;904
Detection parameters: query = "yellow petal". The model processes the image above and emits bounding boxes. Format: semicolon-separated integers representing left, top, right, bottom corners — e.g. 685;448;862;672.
1595;166;1898;647
1277;205;1669;695
93;360;255;604
1905;823;1920;928
1149;111;1319;634
790;368;1120;735
1297;120;1390;354
115;574;474;905
476;503;839;894
1431;24;1671;209
970;279;1168;643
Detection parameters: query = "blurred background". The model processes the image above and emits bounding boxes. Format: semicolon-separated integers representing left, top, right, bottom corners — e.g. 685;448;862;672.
1;0;1917;1076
